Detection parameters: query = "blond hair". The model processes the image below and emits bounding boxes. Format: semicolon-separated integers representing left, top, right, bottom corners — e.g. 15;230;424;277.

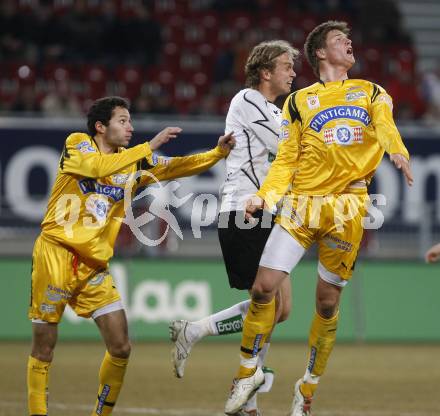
245;40;299;88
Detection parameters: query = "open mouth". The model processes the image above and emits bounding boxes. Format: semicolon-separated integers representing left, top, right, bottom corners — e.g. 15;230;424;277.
347;47;353;55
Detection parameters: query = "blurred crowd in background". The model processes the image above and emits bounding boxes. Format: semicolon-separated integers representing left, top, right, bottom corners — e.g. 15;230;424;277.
1;0;440;121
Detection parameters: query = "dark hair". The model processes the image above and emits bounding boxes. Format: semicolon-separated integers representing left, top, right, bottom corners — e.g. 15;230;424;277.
245;40;299;88
304;20;350;78
86;96;129;136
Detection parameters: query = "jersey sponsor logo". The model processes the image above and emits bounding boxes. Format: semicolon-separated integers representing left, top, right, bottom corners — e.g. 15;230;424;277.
78;179;124;202
323;124;363;146
46;284;72;302
310;106;371;132
345;91;366;102
307;95;320;109
323;234;353;252
76;140;96;154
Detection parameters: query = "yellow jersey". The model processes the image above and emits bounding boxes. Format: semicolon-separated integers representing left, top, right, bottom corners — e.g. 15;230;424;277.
257;79;409;205
41;132;227;268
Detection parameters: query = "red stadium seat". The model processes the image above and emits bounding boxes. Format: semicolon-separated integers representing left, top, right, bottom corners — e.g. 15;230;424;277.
183;23;206;46
114;65;145;100
153;0;187;23
146;67;175;96
161;42;181;73
79;65;109;99
41;63;74;82
162;15;185;45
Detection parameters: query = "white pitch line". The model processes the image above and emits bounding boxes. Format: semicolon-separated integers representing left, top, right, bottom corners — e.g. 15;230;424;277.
0;400;434;416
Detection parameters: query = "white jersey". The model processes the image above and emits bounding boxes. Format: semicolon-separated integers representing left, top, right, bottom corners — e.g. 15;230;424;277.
220;88;282;212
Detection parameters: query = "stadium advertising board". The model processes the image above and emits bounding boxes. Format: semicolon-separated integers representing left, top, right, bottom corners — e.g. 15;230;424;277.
1;259;439;341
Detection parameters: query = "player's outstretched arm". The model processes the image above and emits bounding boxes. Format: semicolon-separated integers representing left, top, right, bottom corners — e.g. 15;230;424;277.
61;132;155;178
390;153;414;187
139;133;235;185
149;127;182;150
425;243;440;263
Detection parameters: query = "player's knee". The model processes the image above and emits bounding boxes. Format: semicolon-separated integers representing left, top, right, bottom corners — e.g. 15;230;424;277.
251;281;276;303
317;299;338;319
109;340;131;359
32;344;55;362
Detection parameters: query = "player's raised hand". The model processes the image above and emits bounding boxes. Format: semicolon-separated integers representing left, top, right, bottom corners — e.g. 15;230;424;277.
245;195;264;222
390;153;413;186
425;243;440;263
149;127;182;150
217;131;236;153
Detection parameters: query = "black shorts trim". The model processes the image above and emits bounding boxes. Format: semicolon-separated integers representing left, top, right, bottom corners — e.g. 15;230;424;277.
217;210;275;290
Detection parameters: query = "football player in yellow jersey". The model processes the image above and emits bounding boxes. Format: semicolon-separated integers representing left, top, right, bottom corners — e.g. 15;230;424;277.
224;21;413;416
27;96;235;416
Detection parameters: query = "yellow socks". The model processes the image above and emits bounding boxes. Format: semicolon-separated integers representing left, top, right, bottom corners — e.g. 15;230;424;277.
27;351;128;416
27;355;51;415
300;311;339;398
92;351;129;416
238;298;275;378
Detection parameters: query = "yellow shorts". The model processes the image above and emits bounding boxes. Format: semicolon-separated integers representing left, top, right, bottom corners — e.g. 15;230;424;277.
276;191;369;280
28;235;120;323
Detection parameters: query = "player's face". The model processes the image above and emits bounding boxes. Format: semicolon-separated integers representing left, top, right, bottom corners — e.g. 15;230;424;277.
322;29;355;69
103;106;134;149
269;52;296;96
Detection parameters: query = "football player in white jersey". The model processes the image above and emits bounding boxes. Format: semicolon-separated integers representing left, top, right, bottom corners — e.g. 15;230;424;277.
170;40;299;415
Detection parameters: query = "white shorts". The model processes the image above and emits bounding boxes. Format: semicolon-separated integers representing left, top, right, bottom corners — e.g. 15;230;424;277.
259;224;348;287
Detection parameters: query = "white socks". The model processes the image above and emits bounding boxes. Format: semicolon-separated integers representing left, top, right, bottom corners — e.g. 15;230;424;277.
185;300;251;343
209;299;250;335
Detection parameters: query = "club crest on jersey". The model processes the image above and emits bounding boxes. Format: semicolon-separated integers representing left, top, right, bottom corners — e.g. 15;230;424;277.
323;125;363;146
310;106;371;132
85;195;110;222
307;95;320;109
